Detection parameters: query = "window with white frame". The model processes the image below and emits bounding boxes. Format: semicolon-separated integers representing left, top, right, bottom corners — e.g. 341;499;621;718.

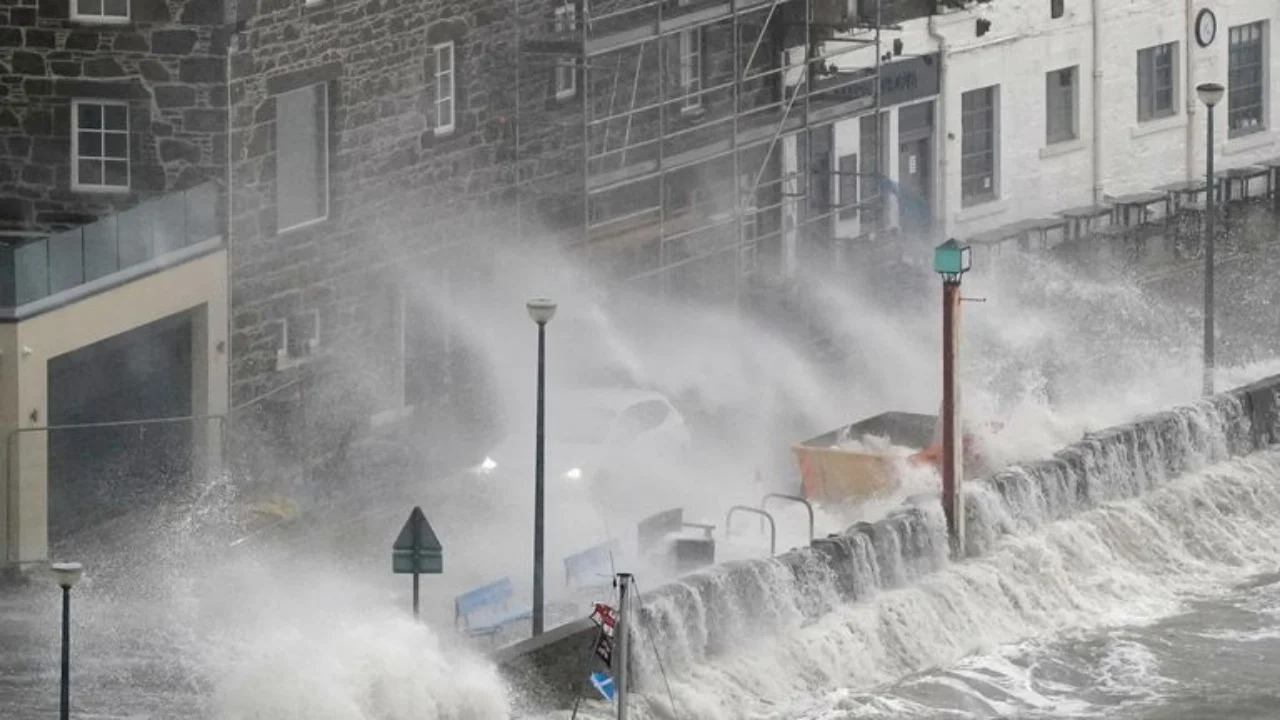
679;29;702;112
72;100;129;191
1137;42;1177;122
71;0;129;22
1228;21;1267;137
1045;65;1078;144
434;42;456;134
554;4;577;99
275;82;329;232
961;85;998;207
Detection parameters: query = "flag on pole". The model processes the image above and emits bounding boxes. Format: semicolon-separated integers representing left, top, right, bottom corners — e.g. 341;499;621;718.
590;671;616;703
594;631;614;667
590;602;616;633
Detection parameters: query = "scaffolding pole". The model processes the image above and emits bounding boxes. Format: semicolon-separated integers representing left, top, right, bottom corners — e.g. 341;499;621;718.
520;0;889;300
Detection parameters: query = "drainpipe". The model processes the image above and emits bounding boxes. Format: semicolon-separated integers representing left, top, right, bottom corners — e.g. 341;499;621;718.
224;19;237;424
1090;0;1103;204
1184;0;1196;183
927;11;948;239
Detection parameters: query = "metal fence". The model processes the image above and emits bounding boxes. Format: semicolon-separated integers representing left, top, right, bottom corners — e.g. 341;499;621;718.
5;414;227;559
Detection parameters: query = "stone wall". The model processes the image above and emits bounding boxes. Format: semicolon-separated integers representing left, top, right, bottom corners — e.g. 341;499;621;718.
0;0;228;232
224;0;797;456
495;374;1280;712
225;0;532;415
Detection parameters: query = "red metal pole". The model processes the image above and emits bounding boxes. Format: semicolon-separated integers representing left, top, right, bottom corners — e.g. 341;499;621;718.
941;279;963;558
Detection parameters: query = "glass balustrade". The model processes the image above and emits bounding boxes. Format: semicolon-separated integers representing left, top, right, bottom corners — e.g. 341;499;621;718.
0;182;221;310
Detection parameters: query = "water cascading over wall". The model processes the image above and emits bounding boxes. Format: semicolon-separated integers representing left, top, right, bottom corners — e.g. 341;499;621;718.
500;375;1280;709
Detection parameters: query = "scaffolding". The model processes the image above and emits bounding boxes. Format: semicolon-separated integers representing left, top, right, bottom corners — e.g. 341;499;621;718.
517;0;892;304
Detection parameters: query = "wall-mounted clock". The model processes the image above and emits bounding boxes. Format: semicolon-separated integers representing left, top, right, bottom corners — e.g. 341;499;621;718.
1196;8;1217;47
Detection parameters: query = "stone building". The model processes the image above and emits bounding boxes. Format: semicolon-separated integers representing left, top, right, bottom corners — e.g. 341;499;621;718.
0;0;935;566
0;0;230;565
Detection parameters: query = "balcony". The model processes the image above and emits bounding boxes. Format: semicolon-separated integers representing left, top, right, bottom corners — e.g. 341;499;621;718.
0;182;222;318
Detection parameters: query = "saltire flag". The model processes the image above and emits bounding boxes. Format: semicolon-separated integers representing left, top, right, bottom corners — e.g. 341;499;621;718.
590;671;616;703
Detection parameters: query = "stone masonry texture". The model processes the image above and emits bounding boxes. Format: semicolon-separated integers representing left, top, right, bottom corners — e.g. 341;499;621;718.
0;0;230;233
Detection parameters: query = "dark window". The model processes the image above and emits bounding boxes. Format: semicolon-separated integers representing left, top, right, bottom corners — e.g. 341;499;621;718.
961;85;997;206
1051;0;1064;19
859;113;884;229
1137;42;1177;122
1046;66;1078;144
73;101;129;190
838;153;858;220
554;4;577;99
73;0;128;21
1228;21;1267;137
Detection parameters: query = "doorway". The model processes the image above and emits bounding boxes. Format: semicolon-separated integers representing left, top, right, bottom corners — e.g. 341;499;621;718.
46;311;194;544
897;100;935;239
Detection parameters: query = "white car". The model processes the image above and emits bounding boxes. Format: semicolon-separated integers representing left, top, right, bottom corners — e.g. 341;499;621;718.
472;388;691;489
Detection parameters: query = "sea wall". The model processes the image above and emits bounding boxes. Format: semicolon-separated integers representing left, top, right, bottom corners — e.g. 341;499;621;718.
496;374;1280;711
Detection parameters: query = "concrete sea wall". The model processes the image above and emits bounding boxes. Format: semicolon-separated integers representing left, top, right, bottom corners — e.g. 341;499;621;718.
496;374;1280;711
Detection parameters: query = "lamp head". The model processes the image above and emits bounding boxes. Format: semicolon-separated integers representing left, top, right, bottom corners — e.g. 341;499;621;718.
1196;82;1225;108
526;298;557;325
933;238;973;281
50;562;83;590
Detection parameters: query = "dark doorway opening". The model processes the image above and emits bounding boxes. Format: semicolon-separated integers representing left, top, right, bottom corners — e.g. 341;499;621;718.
46;311;194;544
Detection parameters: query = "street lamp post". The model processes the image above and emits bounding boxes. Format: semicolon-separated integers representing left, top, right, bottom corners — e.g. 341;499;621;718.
933;239;971;559
50;562;83;720
1197;82;1224;397
526;298;557;637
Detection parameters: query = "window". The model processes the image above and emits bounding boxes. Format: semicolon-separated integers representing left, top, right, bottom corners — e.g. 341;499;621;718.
838;153;858;220
275;83;329;232
1137;42;1177;122
961;85;998;207
1046;65;1078;144
1050;0;1064;19
1228;21;1267;137
434;42;456;134
679;29;702;112
71;0;128;22
859;113;884;228
72;100;129;191
554;4;577;99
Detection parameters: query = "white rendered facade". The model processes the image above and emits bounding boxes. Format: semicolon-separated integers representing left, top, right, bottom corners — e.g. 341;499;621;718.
830;0;1279;243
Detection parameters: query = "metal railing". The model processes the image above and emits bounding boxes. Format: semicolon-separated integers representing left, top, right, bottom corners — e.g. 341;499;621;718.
725;505;776;555
0;181;221;309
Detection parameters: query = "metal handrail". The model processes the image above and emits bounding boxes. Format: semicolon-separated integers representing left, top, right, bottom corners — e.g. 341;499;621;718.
4;413;228;564
761;493;814;542
725;505;776;556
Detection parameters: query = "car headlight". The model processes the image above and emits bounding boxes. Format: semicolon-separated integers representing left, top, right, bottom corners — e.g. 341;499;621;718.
562;467;582;481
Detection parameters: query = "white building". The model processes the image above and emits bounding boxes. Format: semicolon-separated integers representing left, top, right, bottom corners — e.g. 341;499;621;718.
830;0;1280;246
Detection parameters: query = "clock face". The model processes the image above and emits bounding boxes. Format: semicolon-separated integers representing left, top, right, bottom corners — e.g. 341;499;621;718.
1196;8;1217;47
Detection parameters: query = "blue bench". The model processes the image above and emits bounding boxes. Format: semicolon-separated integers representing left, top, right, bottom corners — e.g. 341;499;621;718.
454;577;532;638
563;540;620;590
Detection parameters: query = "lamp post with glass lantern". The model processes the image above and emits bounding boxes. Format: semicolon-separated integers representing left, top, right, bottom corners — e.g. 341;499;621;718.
50;562;83;720
526;298;556;636
933;239;971;558
1196;82;1224;396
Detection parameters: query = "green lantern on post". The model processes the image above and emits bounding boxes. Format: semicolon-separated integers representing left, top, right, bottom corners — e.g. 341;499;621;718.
933;238;972;283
